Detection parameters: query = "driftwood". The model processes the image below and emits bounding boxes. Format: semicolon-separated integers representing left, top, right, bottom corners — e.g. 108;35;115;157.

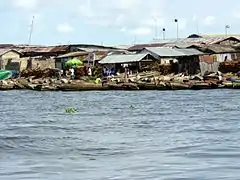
21;68;60;79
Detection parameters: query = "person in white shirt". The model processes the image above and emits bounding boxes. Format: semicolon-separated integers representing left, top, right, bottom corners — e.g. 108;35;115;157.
88;67;92;76
69;67;75;79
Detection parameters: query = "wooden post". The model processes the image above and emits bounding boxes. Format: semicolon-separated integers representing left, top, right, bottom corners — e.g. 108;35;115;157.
0;57;2;70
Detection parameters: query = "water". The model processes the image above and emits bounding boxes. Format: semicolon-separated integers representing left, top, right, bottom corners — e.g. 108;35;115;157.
1;90;240;180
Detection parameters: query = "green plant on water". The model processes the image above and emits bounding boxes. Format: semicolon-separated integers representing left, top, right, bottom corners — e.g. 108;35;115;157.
65;107;77;113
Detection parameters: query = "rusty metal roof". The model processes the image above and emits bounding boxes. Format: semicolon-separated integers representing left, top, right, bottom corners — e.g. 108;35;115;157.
187;44;237;53
0;49;22;56
128;43;169;51
0;44;15;49
17;45;69;53
57;51;89;58
50;45;69;52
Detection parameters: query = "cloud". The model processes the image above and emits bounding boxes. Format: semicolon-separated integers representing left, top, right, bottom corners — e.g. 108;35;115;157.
78;0;166;29
57;23;73;33
203;16;216;26
12;0;38;9
129;27;152;36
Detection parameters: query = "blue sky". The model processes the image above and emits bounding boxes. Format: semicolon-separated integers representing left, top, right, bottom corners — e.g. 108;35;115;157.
1;0;240;46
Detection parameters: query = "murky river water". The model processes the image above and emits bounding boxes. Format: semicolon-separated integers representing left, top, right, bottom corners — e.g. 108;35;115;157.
1;90;240;180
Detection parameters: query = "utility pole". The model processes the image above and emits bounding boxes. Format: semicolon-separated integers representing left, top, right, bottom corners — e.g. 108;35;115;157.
174;19;179;40
162;28;166;40
28;16;35;46
27;15;35;69
196;22;199;35
133;36;137;45
225;25;230;36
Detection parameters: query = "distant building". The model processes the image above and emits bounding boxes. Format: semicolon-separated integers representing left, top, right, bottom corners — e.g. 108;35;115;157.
0;49;22;70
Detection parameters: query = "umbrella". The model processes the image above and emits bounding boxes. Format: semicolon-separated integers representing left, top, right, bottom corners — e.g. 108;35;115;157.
65;58;83;67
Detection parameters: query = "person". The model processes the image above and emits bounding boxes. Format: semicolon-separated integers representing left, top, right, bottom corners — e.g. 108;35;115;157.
237;71;240;78
217;71;223;82
102;66;107;76
102;76;108;87
88;67;92;76
69;67;75;79
57;69;61;80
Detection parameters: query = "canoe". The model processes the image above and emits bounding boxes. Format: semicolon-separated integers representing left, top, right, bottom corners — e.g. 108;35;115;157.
0;70;12;80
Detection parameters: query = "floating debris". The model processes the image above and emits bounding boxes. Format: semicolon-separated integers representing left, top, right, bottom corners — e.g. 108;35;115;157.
65;107;77;113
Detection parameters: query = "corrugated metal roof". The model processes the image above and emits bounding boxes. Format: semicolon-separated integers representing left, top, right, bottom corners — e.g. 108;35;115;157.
16;45;69;54
99;53;150;64
0;49;22;56
176;48;205;56
77;47;109;52
145;47;204;57
198;44;236;53
77;47;128;53
153;35;240;47
50;45;69;52
179;36;240;45
57;51;88;58
145;47;183;57
173;44;236;54
128;43;169;51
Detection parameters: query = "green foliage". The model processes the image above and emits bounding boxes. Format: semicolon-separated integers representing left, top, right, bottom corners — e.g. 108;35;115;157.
65;107;77;113
92;66;102;77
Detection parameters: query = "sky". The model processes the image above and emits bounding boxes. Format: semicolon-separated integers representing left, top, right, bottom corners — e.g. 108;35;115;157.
1;0;240;46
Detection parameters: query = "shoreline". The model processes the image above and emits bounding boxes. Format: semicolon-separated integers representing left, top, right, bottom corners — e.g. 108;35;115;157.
1;78;239;91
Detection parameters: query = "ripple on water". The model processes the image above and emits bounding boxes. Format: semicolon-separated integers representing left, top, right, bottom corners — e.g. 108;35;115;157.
1;90;240;180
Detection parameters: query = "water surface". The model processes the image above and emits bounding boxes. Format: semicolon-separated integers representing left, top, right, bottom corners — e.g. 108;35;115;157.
1;90;240;180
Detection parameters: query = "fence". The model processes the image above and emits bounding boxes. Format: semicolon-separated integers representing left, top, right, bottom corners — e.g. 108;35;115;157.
199;61;220;75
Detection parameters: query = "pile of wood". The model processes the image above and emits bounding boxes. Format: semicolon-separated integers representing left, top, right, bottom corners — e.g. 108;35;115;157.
152;64;173;75
219;61;240;73
142;62;173;75
74;67;87;79
21;68;60;79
